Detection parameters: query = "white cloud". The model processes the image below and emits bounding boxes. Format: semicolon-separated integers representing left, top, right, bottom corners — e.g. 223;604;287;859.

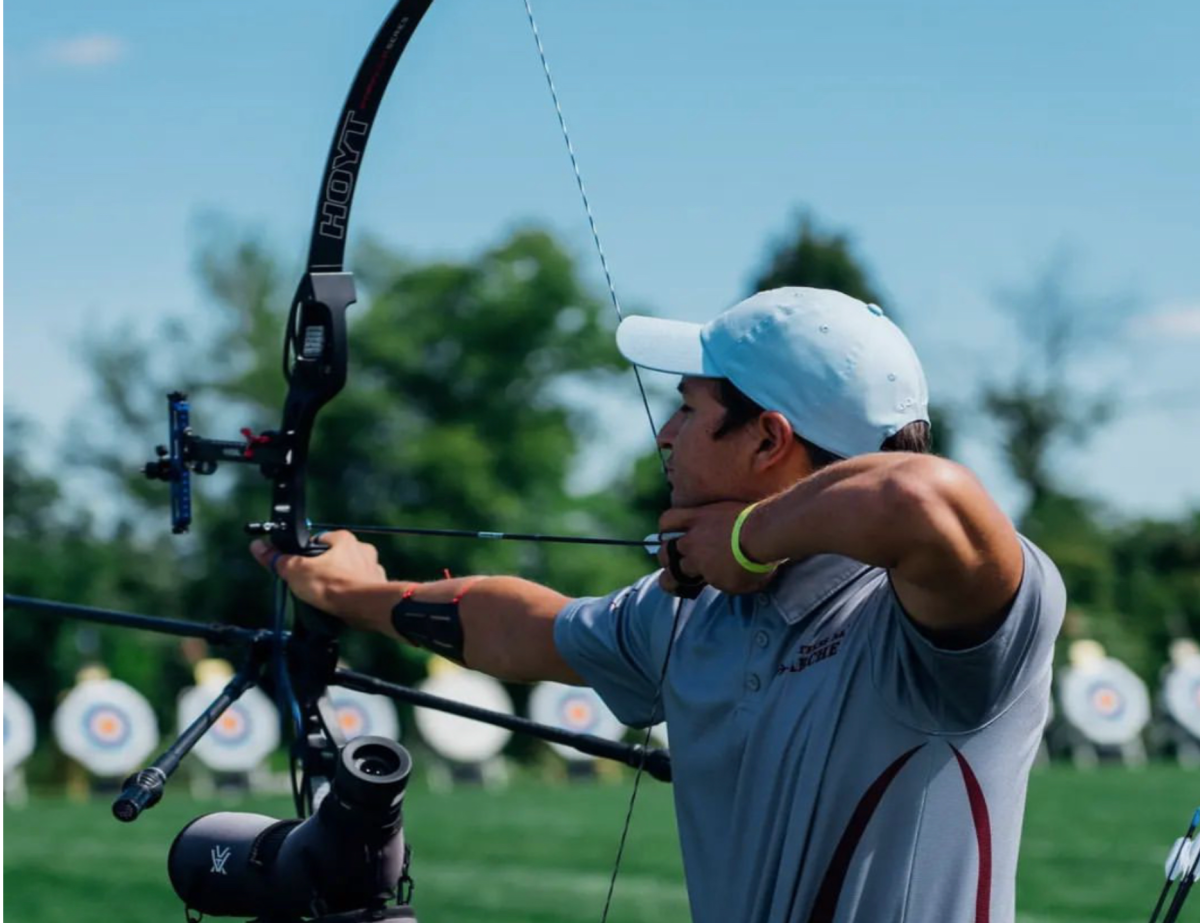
42;34;127;69
1139;303;1200;339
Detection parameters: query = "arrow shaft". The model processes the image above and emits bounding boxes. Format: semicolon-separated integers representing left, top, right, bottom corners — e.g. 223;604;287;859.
313;522;655;549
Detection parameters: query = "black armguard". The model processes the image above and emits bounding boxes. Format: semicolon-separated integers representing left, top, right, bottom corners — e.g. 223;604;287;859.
391;595;466;665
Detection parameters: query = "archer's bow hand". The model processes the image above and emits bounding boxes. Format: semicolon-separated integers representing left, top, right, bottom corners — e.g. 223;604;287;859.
250;531;388;631
657;503;778;597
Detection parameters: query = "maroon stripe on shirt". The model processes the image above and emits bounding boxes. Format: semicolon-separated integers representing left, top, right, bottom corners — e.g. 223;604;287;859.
806;744;926;923
951;745;993;923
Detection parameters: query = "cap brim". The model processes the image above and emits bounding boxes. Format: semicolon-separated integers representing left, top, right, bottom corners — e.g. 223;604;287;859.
616;315;722;376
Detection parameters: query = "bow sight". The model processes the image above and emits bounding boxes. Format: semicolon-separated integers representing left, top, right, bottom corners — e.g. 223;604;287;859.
142;269;356;556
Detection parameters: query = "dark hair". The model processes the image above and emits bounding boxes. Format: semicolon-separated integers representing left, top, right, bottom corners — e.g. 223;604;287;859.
713;379;931;470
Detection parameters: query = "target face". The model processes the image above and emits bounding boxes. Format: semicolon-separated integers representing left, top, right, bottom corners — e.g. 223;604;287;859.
178;683;278;772
1164;658;1200;740
329;687;399;742
528;683;625;761
53;678;159;777
1060;658;1150;746
4;683;37;773
414;672;513;763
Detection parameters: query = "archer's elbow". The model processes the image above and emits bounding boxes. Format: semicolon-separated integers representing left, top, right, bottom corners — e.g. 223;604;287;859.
888;455;1019;576
884;456;983;547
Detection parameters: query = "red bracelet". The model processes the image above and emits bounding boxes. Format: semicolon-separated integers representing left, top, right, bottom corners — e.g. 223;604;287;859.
451;577;485;604
400;576;483;605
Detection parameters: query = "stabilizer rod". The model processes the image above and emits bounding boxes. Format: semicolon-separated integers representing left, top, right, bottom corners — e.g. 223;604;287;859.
335;668;672;782
114;651;266;821
3;594;267;647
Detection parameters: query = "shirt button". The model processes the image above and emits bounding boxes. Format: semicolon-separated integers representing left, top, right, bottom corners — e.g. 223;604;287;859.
755;630;770;648
757;593;771;607
746;674;761;692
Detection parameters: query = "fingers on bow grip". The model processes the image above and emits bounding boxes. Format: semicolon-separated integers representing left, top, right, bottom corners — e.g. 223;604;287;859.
666;537;706;600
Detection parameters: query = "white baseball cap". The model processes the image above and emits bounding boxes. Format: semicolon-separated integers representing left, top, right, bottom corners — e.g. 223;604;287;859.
615;287;929;458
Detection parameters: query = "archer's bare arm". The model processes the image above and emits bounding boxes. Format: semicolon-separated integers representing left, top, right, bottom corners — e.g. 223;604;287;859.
738;454;1024;643
331;574;584;685
251;534;584;684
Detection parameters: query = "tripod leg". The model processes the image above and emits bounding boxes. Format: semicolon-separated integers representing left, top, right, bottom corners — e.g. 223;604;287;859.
113;651;266;821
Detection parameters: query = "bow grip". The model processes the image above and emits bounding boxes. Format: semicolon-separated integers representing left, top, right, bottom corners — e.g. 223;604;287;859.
285;534;345;643
665;537;706;600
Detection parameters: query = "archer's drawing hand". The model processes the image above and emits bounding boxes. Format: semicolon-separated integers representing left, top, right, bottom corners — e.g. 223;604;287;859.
657;503;777;596
250;531;387;629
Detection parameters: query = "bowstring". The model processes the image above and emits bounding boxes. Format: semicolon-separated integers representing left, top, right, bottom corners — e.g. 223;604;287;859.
522;0;667;481
598;598;684;920
522;2;683;919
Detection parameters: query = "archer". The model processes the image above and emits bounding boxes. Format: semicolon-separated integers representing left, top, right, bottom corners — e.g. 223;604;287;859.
254;285;1066;923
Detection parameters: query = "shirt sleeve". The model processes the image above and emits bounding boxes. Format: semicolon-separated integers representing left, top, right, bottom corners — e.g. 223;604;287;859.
553;573;678;727
869;535;1067;733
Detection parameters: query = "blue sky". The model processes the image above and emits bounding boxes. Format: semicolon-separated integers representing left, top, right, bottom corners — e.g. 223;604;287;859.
5;0;1199;520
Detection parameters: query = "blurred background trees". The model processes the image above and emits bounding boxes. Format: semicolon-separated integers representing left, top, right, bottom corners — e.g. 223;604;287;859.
5;212;1197;775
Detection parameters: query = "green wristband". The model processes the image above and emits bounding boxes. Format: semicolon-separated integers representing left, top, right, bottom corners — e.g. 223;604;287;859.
731;502;778;574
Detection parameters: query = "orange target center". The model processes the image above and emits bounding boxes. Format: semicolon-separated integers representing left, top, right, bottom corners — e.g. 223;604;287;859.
566;703;591;723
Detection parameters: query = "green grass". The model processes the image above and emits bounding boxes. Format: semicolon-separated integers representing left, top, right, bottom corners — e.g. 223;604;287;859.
1015;765;1196;922
3;764;1195;922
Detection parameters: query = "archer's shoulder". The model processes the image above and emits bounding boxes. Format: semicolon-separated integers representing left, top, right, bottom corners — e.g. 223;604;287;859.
1015;533;1067;612
559;573;677;627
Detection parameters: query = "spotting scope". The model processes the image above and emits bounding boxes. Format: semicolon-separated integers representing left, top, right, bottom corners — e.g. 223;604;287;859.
168;736;416;921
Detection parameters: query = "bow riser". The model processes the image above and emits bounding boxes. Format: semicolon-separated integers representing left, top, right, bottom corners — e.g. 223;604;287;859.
254;272;357;556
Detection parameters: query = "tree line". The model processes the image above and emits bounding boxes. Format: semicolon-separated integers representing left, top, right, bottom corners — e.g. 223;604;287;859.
5;213;1196;780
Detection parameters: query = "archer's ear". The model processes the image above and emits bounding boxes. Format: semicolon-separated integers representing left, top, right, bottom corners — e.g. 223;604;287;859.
754;412;795;465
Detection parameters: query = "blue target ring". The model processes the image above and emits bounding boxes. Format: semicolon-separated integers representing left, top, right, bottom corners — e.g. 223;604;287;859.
209;704;253;748
559;693;601;734
335;702;371;738
81;704;133;749
1086;681;1126;721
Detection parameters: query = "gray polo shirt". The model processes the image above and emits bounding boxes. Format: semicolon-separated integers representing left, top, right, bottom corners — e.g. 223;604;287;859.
554;536;1065;923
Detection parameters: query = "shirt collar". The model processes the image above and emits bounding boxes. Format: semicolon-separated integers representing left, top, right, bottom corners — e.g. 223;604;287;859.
761;554;875;626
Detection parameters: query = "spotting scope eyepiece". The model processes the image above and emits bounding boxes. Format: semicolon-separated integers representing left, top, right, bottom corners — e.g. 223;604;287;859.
168;736;415;921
